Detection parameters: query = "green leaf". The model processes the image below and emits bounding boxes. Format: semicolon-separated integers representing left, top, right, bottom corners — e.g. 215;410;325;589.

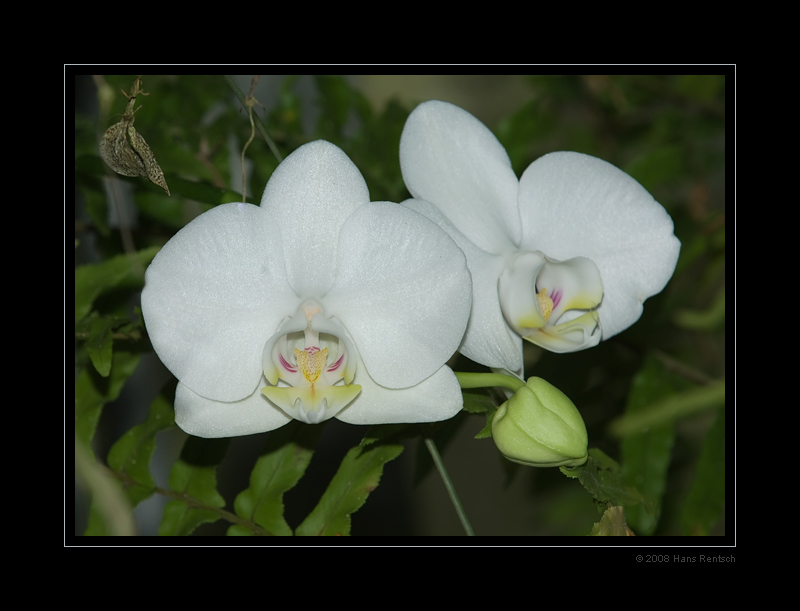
75;350;142;451
82;315;119;377
159;437;229;536
620;355;681;534
228;421;321;536
84;393;173;536
461;388;496;415
566;448;651;512
461;388;498;440
74;246;160;323
681;409;725;535
107;393;175;506
295;427;404;536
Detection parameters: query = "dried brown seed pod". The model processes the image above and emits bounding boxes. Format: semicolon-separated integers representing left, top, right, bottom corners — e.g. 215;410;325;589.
99;77;170;196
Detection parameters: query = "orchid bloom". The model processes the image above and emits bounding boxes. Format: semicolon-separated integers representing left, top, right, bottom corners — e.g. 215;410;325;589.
400;100;680;375
141;140;472;438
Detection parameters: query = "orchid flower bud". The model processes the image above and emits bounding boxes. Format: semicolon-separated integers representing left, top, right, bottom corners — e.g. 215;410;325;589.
492;377;588;467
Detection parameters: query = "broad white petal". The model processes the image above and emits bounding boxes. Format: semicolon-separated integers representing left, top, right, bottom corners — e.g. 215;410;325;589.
400;100;521;253
142;203;298;402
175;378;292;438
323;202;472;389
518;151;680;338
335;362;463;425
403;198;523;374
259;140;370;298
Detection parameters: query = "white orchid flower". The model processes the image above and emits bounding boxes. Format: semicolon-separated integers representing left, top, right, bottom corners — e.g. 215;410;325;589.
141;140;472;438
400;100;680;375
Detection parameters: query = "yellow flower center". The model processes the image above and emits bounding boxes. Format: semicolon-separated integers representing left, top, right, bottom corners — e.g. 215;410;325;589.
294;347;328;383
261;300;362;424
537;287;554;322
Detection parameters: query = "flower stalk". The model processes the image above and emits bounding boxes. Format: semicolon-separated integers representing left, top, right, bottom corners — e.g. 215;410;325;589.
455;371;525;393
424;437;475;536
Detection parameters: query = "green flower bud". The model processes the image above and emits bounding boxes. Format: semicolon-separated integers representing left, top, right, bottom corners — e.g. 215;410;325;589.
492;377;588;467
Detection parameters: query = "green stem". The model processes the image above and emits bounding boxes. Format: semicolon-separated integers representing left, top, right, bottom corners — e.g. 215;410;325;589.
424;437;474;536
455;371;526;393
104;463;274;535
223;75;283;163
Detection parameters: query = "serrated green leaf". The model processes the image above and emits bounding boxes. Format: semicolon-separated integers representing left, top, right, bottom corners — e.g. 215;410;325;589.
681;409;725;535
474;417;494;440
75;350;142;451
461;388;496;415
296;429;403;536
85;391;172;535
228;421;321;536
107;393;175;506
573;448;650;511
620;355;680;534
159;437;228;536
462;388;498;440
75;246;159;323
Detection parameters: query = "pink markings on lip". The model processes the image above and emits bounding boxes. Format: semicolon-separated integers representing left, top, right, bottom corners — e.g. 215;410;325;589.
327;354;344;371
551;288;563;309
279;353;297;372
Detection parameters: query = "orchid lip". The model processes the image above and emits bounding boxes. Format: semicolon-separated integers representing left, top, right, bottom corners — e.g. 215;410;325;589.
498;251;604;353
261;299;361;423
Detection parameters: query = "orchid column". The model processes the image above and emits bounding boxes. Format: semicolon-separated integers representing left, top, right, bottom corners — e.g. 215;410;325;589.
142;140;472;438
400;100;681;376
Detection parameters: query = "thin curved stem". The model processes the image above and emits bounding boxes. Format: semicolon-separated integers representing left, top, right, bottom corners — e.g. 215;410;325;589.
424;437;474;536
224;75;283;163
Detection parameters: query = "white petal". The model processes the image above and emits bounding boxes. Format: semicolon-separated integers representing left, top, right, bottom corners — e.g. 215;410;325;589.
400;100;521;253
141;203;298;402
518;151;680;338
402;198;523;374
175;377;292;438
259;140;370;298
323;202;472;389
335;362;463;425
